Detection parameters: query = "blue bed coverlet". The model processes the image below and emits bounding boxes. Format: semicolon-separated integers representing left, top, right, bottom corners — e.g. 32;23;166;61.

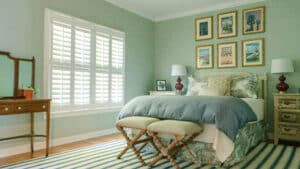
117;95;257;141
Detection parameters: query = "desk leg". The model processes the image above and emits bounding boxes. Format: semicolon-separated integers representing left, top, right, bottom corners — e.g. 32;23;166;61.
30;112;34;153
46;107;50;157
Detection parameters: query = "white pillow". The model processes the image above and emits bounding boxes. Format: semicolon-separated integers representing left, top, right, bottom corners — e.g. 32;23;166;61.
186;77;208;96
198;87;225;96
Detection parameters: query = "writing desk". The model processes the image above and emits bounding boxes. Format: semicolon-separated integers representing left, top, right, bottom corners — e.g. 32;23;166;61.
0;99;51;156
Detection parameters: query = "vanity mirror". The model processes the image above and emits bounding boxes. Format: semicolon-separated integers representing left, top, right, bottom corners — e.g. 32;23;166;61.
0;51;35;99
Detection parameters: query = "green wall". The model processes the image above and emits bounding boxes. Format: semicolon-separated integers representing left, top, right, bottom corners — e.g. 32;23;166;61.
154;0;300;132
0;0;154;150
1;0;300;153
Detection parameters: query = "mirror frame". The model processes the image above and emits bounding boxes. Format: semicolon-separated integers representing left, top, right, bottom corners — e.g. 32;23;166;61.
0;51;35;97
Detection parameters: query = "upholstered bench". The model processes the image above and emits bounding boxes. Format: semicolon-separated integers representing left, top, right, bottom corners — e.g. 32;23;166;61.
115;116;160;166
147;120;203;169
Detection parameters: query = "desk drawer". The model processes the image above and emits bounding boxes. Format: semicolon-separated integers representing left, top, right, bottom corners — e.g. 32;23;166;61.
14;102;49;113
0;104;12;114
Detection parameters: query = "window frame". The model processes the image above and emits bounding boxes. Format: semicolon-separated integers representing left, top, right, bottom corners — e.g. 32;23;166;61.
44;9;125;114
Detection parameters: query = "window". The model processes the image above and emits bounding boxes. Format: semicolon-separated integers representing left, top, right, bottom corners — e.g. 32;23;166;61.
44;9;125;113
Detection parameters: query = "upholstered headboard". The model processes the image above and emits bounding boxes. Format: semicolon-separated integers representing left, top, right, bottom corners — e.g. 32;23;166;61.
193;71;268;119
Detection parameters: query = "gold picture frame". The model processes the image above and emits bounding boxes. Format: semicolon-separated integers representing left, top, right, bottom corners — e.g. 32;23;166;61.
242;38;264;67
196;44;214;69
217;11;237;38
217;42;237;68
243;6;265;35
195;16;213;41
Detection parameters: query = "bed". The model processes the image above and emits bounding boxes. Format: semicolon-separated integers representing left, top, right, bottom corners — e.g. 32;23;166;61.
117;72;268;167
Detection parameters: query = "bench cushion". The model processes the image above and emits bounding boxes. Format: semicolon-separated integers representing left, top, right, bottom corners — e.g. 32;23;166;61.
116;116;159;129
147;120;203;135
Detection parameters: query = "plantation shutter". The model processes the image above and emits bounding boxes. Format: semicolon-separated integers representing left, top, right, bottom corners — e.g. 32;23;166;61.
74;26;91;105
95;32;110;103
50;20;72;105
46;9;125;113
111;36;124;103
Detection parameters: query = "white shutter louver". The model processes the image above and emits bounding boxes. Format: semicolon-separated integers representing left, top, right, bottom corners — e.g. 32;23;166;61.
95;32;110;103
74;26;91;105
51;20;72;105
111;36;124;103
51;68;71;104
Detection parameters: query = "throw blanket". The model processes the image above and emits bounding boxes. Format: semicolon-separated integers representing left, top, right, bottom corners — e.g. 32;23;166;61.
118;96;257;141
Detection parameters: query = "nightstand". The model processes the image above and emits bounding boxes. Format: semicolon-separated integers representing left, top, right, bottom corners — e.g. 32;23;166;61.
273;93;300;144
149;91;176;96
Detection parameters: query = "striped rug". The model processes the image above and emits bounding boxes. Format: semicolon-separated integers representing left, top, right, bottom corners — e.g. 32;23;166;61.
1;139;299;169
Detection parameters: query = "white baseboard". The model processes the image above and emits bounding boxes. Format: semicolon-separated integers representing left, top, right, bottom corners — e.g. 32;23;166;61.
0;128;118;158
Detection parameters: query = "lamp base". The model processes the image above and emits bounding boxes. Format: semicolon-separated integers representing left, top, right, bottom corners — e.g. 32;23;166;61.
175;90;183;95
175;76;183;91
276;74;289;93
279;91;286;94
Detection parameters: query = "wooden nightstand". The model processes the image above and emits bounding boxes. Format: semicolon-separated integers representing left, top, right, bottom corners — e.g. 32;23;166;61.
273;93;300;144
149;91;176;96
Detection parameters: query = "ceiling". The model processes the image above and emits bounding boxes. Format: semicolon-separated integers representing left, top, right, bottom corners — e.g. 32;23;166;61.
104;0;265;22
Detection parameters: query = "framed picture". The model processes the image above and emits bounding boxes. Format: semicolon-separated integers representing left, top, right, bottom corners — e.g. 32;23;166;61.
195;44;213;69
217;11;237;38
195;16;213;41
217;42;237;68
156;80;167;91
242;38;264;67
243;6;265;35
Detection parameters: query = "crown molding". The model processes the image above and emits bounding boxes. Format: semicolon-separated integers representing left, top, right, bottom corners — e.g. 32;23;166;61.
155;0;265;21
107;0;265;22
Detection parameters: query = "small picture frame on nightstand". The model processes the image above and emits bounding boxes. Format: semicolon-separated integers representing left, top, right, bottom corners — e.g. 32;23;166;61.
156;80;166;91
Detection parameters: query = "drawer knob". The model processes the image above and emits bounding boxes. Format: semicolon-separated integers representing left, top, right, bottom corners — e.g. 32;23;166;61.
284;128;291;132
4;107;8;111
18;107;22;110
42;105;46;109
283;115;290;119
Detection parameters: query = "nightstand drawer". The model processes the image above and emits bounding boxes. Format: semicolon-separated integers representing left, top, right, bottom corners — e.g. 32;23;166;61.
280;112;298;123
280;125;298;136
0;104;12;114
14;102;49;113
278;98;298;109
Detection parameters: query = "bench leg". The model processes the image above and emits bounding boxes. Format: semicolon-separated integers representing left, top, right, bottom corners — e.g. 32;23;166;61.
116;125;147;166
148;131;184;169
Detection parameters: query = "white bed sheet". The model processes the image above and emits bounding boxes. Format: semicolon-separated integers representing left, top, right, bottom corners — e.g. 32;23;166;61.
195;98;264;162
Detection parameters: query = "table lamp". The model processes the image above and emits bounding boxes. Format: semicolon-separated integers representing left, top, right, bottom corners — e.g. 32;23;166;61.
171;64;187;94
271;58;294;93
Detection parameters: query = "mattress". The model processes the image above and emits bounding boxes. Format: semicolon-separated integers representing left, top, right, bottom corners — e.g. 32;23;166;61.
195;98;264;162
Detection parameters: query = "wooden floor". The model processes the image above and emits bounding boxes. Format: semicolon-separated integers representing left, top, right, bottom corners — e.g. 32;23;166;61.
0;134;122;167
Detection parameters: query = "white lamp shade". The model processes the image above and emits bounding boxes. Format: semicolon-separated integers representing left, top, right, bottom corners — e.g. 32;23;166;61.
271;58;294;74
171;64;187;76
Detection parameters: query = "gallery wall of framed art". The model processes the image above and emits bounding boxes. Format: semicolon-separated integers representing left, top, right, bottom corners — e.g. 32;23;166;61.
194;6;265;70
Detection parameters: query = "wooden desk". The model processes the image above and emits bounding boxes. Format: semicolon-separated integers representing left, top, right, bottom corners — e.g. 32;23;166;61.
0;99;51;156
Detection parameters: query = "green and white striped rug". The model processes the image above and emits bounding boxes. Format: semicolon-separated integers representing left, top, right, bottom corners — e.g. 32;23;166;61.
1;139;299;169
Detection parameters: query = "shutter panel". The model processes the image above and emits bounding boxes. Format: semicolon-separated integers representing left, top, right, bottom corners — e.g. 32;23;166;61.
111;74;123;103
52;21;72;64
111;36;124;71
51;68;71;104
95;32;110;103
111;36;124;103
74;26;91;105
50;20;72;105
74;70;90;104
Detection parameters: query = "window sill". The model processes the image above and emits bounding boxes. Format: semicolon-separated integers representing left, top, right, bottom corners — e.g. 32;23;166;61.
49;107;122;119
